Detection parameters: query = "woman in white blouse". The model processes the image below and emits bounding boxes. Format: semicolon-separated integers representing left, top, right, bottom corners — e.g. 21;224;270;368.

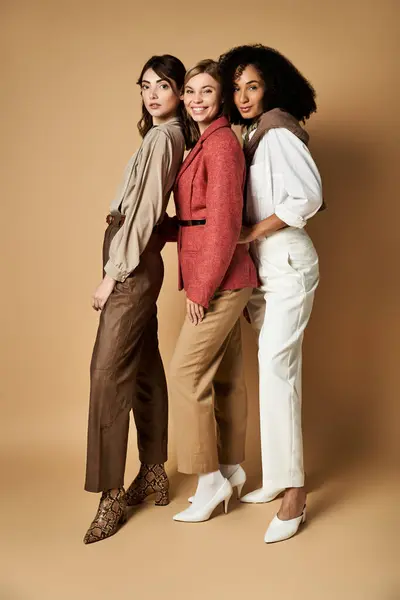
218;45;324;543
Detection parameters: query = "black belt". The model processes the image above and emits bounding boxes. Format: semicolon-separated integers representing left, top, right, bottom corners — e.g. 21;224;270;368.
178;219;206;227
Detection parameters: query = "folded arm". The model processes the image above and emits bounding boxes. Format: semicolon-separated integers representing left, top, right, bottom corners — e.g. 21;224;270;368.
241;129;323;242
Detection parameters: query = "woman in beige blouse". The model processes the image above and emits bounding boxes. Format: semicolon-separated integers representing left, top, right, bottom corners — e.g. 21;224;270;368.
83;55;188;545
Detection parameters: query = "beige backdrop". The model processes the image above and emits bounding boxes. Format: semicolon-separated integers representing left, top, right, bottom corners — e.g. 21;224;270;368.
1;1;399;599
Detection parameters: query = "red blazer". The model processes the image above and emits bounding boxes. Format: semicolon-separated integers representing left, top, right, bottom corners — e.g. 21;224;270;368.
173;116;258;308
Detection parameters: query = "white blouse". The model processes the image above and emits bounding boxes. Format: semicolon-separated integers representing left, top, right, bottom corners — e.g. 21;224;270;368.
246;128;323;228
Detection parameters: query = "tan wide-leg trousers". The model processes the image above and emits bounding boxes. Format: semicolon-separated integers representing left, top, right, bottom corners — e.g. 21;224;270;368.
170;288;252;474
85;223;168;493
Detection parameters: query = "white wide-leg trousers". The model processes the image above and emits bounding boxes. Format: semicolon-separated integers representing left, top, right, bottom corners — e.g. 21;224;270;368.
247;227;319;489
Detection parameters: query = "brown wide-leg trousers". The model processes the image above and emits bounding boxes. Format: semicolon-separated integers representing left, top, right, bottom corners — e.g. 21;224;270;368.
170;288;253;474
85;223;168;493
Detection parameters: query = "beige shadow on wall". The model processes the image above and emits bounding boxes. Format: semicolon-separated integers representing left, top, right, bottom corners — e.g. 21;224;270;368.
1;2;399;598
1;0;398;501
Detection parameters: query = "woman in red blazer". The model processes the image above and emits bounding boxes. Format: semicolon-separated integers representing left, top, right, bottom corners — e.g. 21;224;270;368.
169;60;258;523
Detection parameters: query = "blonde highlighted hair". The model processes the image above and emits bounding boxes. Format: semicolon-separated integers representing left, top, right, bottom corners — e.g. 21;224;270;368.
184;58;221;87
184;59;222;147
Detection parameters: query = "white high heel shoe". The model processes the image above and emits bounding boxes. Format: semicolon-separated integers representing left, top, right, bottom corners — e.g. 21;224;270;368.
264;506;306;543
173;479;233;523
240;486;285;504
188;466;246;503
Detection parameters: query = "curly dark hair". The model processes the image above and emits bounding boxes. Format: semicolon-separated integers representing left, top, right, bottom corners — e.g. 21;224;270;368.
218;44;317;124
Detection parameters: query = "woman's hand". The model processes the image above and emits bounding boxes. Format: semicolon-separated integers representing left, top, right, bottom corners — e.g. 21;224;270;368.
238;225;258;244
92;275;116;311
238;215;288;245
186;297;205;325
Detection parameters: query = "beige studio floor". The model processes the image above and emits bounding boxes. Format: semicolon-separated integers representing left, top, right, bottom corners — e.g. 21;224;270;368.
1;411;399;600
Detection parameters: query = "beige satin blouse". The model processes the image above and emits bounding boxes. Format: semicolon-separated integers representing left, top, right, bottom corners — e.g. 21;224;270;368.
105;118;185;282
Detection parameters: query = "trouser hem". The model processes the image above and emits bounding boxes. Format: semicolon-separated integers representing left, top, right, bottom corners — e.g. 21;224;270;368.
84;477;125;494
177;460;220;475
262;475;305;489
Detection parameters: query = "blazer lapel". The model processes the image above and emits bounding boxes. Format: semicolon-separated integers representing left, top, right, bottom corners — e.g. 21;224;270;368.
175;116;230;184
175;141;203;184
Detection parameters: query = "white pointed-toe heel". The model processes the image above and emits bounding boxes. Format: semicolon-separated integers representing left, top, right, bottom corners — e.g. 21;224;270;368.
188;466;247;503
174;479;233;523
240;486;285;504
264;506;306;543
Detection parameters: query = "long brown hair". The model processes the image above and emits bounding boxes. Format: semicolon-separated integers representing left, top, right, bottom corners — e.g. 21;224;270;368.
183;59;223;148
136;55;191;148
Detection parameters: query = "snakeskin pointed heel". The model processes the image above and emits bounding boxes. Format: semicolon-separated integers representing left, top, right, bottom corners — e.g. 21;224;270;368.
126;463;170;507
83;487;126;545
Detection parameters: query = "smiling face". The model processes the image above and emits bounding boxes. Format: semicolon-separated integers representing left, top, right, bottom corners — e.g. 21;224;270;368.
233;64;265;121
183;72;222;133
140;68;181;125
